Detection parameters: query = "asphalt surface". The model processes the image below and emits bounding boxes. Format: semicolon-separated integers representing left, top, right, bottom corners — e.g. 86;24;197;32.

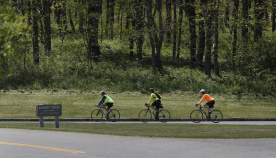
1;128;276;158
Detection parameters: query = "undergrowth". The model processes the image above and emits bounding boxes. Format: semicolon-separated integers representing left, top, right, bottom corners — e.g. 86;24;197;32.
0;35;275;97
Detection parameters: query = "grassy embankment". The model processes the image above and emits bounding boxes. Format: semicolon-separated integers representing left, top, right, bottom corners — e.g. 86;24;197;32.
1;122;276;139
0;90;275;119
0;90;275;139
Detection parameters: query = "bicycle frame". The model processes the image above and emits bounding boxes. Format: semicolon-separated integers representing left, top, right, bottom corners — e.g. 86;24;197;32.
91;104;120;121
196;104;211;118
191;104;223;123
144;104;158;116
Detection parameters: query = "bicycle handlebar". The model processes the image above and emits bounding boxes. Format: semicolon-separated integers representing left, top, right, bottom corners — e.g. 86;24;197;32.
145;103;150;107
195;104;201;108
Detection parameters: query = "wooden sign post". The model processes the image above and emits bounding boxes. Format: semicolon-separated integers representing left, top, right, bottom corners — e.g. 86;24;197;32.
36;104;62;128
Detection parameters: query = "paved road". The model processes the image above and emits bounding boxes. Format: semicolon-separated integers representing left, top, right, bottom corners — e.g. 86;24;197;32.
1;128;276;158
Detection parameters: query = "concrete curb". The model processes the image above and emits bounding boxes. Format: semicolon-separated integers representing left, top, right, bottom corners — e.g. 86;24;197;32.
0;118;276;122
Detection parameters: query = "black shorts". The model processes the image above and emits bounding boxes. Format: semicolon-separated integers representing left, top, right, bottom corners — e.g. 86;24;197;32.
106;103;113;108
152;100;162;109
206;100;215;108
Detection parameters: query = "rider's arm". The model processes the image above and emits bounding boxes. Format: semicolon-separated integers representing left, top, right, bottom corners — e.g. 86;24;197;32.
198;94;214;104
198;95;206;104
148;93;156;104
98;96;106;106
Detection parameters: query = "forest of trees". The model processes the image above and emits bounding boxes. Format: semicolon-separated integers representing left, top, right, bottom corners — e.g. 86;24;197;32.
0;0;275;95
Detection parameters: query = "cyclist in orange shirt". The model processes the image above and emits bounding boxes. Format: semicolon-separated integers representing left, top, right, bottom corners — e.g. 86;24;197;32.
197;89;215;115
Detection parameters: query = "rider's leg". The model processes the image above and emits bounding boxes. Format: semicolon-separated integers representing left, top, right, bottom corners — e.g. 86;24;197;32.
105;103;113;114
150;105;157;112
204;104;210;113
102;103;109;114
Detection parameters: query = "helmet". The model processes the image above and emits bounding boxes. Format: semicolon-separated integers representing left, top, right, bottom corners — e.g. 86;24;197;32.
148;88;154;92
100;91;105;95
199;89;206;94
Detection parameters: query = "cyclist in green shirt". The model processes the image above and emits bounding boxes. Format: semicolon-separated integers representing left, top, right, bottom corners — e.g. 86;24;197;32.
97;91;114;114
146;88;162;120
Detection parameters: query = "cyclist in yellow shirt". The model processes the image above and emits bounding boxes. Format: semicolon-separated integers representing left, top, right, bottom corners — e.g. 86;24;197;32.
197;89;215;115
146;88;162;120
98;91;114;114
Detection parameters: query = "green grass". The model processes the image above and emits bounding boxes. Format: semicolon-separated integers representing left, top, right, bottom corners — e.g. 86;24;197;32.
1;90;275;139
0;122;276;139
0;90;275;119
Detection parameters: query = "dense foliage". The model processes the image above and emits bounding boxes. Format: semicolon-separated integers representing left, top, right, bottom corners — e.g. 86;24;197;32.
0;0;275;96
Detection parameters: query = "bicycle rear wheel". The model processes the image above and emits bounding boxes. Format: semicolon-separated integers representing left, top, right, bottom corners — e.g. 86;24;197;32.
159;109;171;123
91;109;104;121
190;110;203;123
138;109;152;123
210;110;223;123
108;109;120;121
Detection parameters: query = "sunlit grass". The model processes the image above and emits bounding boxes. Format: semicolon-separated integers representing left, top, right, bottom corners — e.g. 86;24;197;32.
0;90;275;119
0;122;276;139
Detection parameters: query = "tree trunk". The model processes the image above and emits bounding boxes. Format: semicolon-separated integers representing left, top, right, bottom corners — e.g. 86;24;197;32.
185;0;197;67
214;0;220;77
126;4;135;58
224;1;230;27
79;0;84;34
272;0;275;32
254;0;264;41
242;0;249;51
118;1;123;40
87;0;102;62
197;0;206;66
232;0;239;59
54;0;61;27
145;0;163;72
32;0;40;65
205;0;214;77
177;0;183;59
106;0;115;39
69;10;75;33
172;0;176;61
43;0;51;56
166;0;172;43
135;0;144;60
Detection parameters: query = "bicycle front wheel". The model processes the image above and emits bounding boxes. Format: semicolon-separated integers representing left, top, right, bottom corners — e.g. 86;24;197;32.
108;109;120;121
210;110;223;123
91;109;104;121
190;110;203;123
159;109;171;123
138;109;152;122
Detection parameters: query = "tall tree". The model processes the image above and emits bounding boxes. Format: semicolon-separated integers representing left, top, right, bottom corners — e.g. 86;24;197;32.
214;0;220;77
272;0;275;32
78;0;85;34
254;0;264;41
242;0;249;51
145;0;164;72
184;0;197;67
224;1;230;27
197;0;207;66
177;0;184;59
232;0;239;59
166;0;172;43
32;0;40;65
106;0;115;39
135;0;144;60
126;3;135;58
205;0;214;77
87;0;102;62
172;0;177;61
43;0;51;55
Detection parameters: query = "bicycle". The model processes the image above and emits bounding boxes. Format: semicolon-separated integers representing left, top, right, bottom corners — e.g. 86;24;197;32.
138;103;171;123
190;104;223;123
91;105;120;121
